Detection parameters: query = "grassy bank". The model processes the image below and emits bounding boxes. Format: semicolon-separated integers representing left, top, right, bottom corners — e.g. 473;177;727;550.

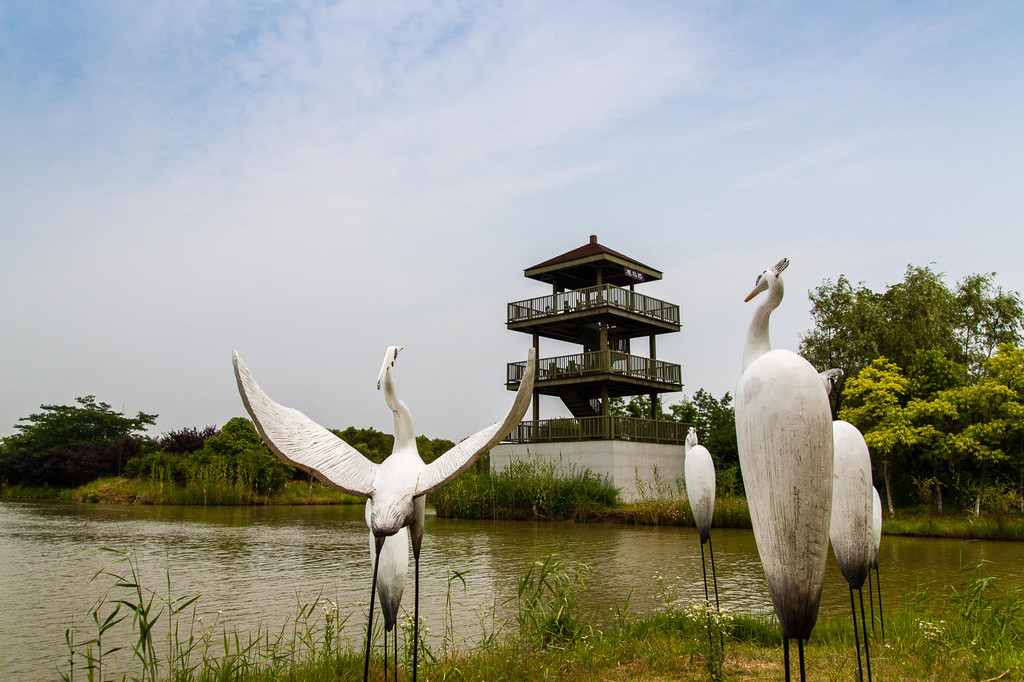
1;477;362;506
62;551;1024;681
882;512;1024;541
431;457;620;520
8;471;1024;543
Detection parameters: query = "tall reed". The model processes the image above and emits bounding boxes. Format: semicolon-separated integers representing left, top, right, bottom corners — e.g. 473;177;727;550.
431;454;619;520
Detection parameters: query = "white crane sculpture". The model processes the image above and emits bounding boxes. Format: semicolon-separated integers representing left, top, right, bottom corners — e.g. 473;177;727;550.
868;486;885;641
233;345;536;682
735;258;834;682
684;427;720;612
830;420;873;682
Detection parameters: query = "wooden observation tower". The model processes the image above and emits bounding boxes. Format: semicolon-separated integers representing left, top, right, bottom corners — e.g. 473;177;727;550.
492;235;687;498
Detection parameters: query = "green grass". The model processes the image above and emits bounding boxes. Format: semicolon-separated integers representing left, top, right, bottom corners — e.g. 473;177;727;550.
1;477;363;506
884;513;1024;541
61;552;1024;681
605;495;752;529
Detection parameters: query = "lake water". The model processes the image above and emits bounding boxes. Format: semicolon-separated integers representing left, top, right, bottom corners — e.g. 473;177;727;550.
2;500;1023;680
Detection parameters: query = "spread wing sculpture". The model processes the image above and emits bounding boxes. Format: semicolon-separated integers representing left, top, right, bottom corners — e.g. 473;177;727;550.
233;345;536;682
233;351;377;496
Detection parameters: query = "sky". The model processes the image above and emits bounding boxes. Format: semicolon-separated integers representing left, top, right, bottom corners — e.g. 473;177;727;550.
2;1;1023;442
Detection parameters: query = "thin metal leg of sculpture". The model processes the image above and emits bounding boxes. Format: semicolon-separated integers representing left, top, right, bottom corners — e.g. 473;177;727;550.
700;540;710;602
798;638;806;682
784;634;791;682
867;570;876;637
849;586;863;682
859;587;872;682
708;535;721;611
708;536;722;649
413;552;420;682
699;541;714;650
364;541;382;682
876;566;885;642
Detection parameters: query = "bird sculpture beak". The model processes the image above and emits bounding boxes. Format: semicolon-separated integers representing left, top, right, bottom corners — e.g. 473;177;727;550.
377;346;405;390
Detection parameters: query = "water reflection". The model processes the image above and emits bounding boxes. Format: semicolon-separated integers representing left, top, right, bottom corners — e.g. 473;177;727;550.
2;500;1023;680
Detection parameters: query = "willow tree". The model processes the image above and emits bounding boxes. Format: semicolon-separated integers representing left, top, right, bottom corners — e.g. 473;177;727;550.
838;358;915;514
956;274;1024;378
799;275;883;409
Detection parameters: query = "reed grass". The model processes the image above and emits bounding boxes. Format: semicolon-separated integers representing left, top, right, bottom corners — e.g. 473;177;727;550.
431;455;619;520
60;549;1024;681
608;493;753;528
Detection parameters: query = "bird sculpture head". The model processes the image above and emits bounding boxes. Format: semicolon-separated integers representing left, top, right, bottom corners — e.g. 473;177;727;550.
819;368;844;395
744;257;790;302
377;345;404;390
685;426;699;450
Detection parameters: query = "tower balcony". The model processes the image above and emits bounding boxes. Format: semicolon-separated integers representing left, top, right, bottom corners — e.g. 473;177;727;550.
507;350;682;396
507;284;680;342
503;415;689;445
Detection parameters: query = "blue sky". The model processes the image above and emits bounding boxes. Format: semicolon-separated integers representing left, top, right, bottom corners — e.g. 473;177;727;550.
2;1;1022;440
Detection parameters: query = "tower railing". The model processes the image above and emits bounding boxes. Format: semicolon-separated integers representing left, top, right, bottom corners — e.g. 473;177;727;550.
503;416;689;445
507;284;680;326
507;350;681;385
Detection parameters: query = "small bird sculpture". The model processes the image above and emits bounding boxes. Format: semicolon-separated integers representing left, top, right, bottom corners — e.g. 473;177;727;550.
830;420;873;681
684;427;720;610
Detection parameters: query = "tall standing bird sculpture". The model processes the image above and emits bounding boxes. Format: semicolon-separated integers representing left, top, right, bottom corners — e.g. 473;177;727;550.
233;345;536;682
830;420;873;682
735;258;834;682
684;427;720;611
868;486;885;640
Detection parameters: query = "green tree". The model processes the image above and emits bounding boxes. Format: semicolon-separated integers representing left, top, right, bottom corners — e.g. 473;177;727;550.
908;381;1019;517
838;358;915;514
330;426;456;465
983;344;1024;511
0;396;156;487
904;349;969;511
197;418;292;494
331;426;395;463
799;275;884;400
415;435;457;464
955;273;1024;377
877;265;960;370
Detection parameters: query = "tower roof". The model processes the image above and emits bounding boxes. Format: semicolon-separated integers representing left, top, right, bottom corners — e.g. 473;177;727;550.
524;235;662;289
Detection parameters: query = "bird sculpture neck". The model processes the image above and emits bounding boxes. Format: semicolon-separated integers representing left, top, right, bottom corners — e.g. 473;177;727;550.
381;370;416;451
742;275;785;372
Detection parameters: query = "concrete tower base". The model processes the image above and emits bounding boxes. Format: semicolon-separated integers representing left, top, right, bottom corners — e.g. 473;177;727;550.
490;441;686;503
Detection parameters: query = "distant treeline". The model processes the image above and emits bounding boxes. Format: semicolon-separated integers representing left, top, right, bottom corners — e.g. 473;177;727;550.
0;396;454;500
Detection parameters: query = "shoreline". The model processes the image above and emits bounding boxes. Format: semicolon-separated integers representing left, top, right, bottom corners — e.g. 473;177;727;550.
5;479;1024;541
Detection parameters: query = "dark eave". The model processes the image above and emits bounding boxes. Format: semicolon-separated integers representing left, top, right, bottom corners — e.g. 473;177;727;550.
524;235;662;289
